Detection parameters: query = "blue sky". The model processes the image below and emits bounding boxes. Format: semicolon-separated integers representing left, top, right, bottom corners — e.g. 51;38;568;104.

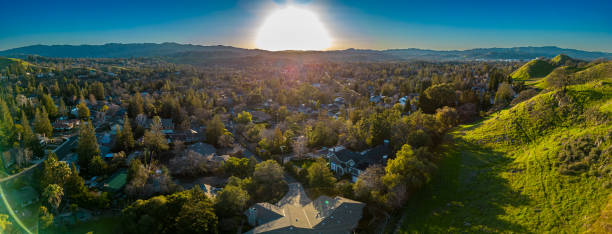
1;0;611;51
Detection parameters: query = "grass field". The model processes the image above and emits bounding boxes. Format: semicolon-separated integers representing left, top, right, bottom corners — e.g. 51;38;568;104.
51;215;123;234
398;123;612;233
398;76;612;232
106;172;127;191
0;57;32;70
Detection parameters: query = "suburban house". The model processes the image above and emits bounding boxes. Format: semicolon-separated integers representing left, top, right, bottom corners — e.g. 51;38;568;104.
166;129;203;144
187;142;217;156
160;118;175;134
245;183;365;233
199;184;221;198
327;141;393;182
251;110;272;123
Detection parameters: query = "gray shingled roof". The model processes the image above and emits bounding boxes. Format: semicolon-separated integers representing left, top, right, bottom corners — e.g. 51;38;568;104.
245;183;365;234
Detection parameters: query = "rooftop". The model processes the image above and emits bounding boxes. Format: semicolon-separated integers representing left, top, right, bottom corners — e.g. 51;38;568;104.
245;183;365;234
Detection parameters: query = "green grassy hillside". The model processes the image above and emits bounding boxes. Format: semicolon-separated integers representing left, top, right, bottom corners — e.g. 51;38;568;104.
551;54;581;66
0;57;31;70
398;62;612;233
511;59;556;80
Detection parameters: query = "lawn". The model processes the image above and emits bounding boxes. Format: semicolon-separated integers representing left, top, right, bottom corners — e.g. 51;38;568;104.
52;215;123;234
106;172;127;191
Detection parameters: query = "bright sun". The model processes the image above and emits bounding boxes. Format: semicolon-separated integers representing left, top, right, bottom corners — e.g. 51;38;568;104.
256;7;332;51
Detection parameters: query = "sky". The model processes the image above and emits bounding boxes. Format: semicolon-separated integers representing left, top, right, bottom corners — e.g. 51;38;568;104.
1;0;611;52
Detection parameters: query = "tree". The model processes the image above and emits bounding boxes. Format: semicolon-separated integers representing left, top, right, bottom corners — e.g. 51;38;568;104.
77;121;100;171
366;112;393;146
0;214;11;231
383;144;434;208
34;108;53;137
41;152;72;189
43;184;64;211
90;82;105;100
122;187;218;234
0;99;15;148
547;67;573;91
64;164;86;198
175;199;219;234
217;133;234;148
215;185;249;217
292;135;308;158
418;83;456;113
22;111;43;157
253;160;287;200
206;115;225;146
125;159;149;197
38;206;54;230
306;120;338;148
234;111;252;125
128;94;144;118
41;93;58;119
143;116;169;154
494;82;516;107
307;158;336;188
222;157;256;178
88;155;107;176
354;165;385;203
435;106;460;132
77;101;90;120
116;115;135;151
58;99;68;117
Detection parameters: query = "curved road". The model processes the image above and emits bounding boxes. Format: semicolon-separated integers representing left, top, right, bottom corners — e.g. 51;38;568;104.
0;135;78;183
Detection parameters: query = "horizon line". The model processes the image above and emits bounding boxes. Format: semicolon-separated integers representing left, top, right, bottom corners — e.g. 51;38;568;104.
2;42;611;54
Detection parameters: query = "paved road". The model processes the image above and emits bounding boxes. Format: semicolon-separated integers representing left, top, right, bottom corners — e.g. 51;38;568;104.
0;134;78;183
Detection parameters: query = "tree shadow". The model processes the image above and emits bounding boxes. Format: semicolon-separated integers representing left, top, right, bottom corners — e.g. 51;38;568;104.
397;137;532;233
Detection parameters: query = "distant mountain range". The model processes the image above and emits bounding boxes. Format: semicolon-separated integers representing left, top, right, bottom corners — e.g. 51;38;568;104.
1;43;610;63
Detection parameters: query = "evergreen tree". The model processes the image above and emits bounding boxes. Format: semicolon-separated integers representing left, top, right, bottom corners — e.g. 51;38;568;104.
41;94;58;119
143;116;168;155
120;115;135;151
77;121;99;171
40;152;72;189
206;115;225;146
77;101;90;120
58;99;67;117
21;111;43;157
64;164;86;198
0;99;15;148
33;108;53;137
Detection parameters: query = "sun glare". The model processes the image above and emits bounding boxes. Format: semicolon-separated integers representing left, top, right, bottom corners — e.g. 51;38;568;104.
256;7;332;51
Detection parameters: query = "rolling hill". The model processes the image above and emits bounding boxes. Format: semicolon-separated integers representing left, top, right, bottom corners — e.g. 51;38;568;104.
0;57;32;70
510;58;557;80
1;43;610;62
511;54;586;81
398;61;612;232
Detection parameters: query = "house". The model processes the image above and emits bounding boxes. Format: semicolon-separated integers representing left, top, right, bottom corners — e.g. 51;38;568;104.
70;107;79;117
53;119;80;131
334;97;345;105
199;184;221;198
245;183;365;233
160;118;175;134
251;110;272;123
204;154;230;166
369;95;384;104
166;129;203;144
327;141;393;182
187;142;217;156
